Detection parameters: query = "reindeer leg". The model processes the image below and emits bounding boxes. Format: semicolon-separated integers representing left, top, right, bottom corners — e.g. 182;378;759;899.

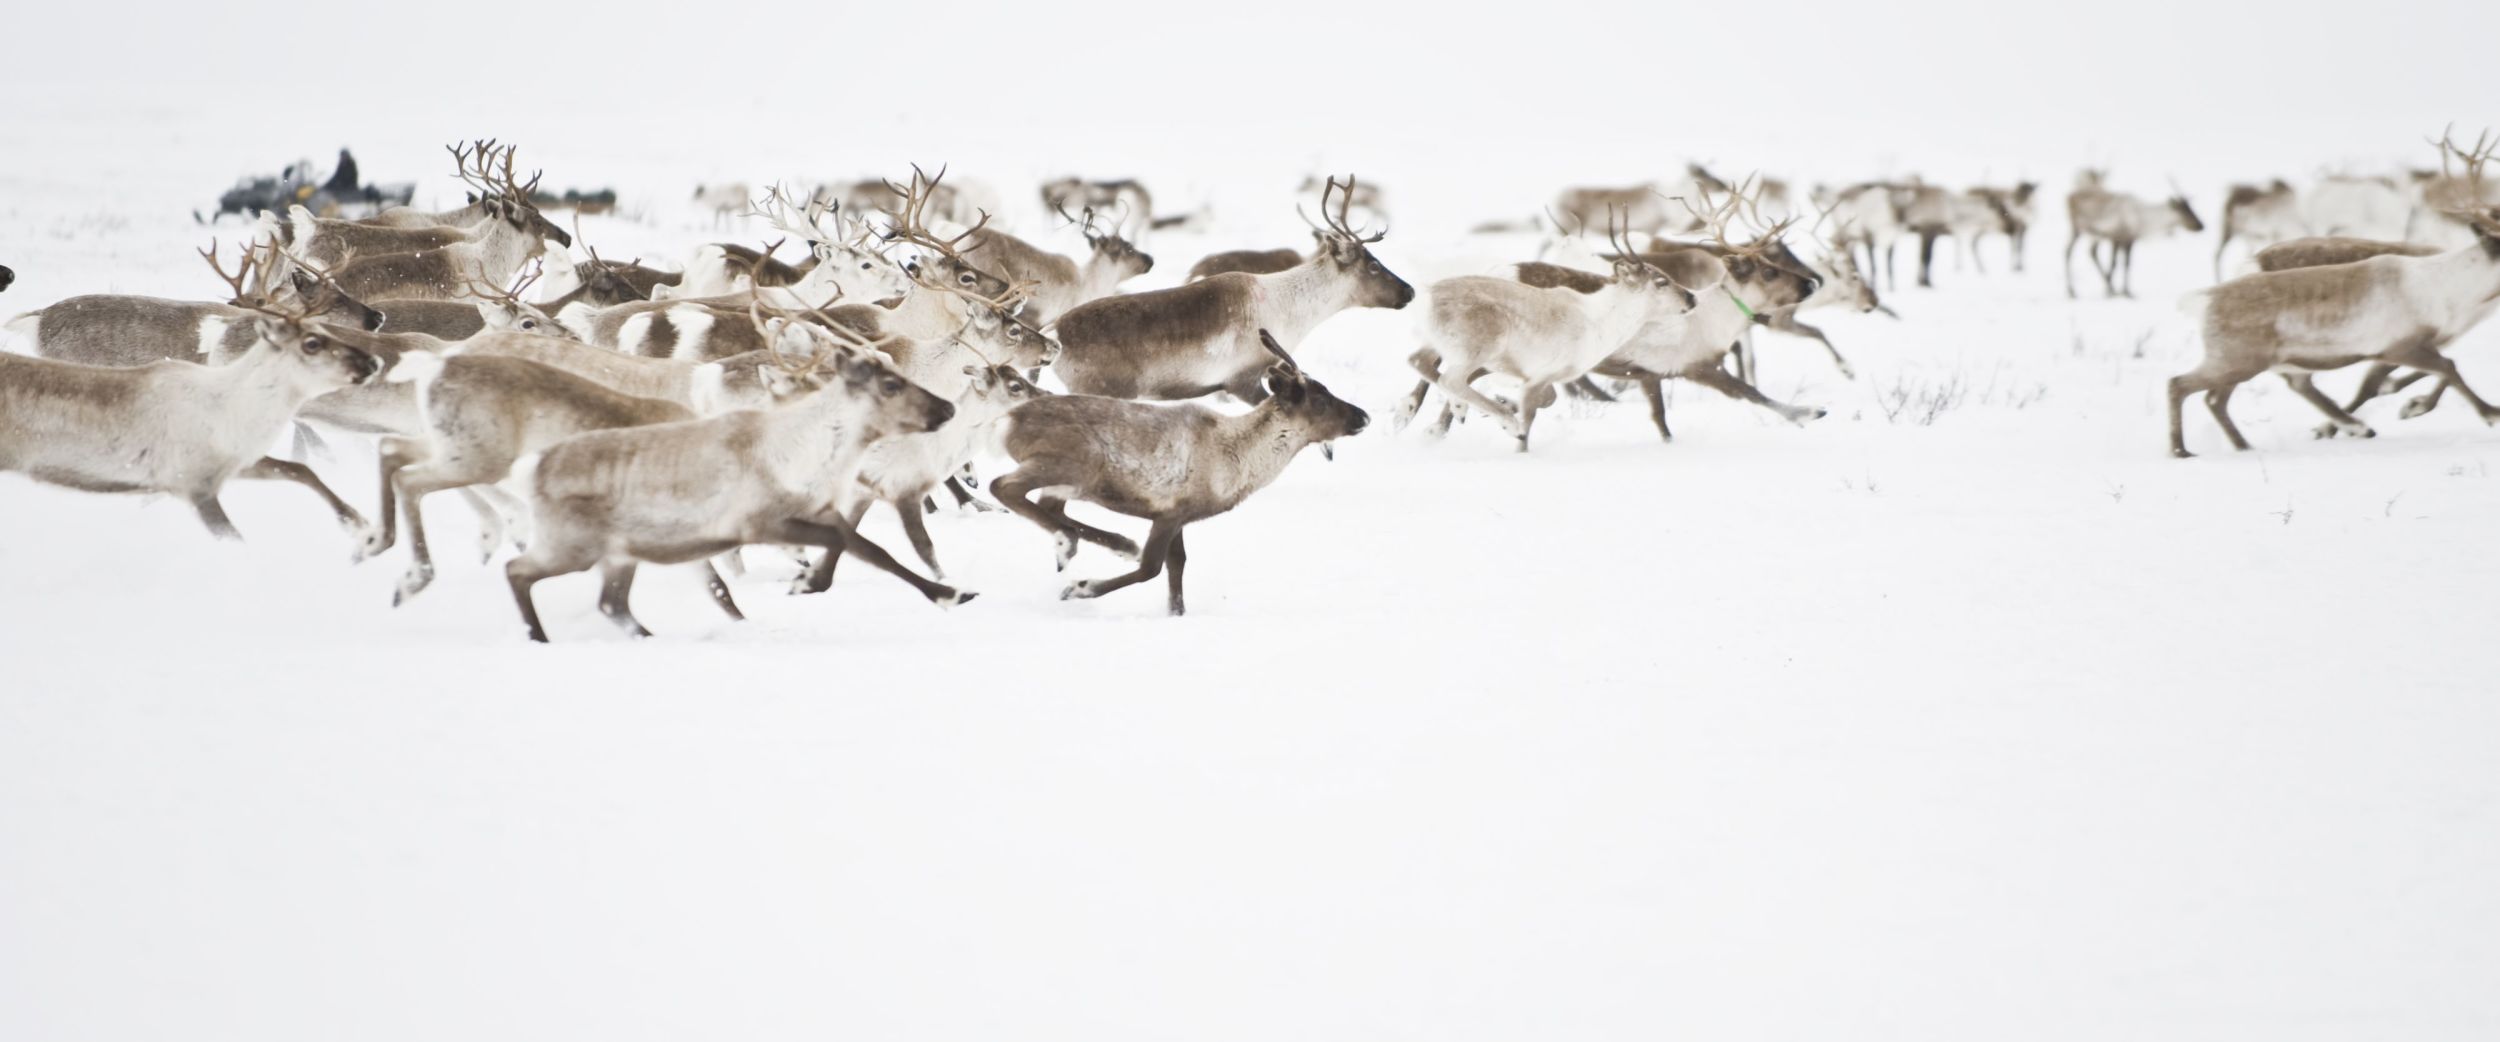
897;498;942;578
2401;377;2455;419
793;500;873;595
1395;349;1442;430
2212;231;2232;282
772;517;972;607
1917;230;1938;287
2203;383;2253;451
2342;363;2402;412
505;542;596;644
1562;376;1617;402
1418;357;1523;439
1164;530;1188;616
595;562;651;639
192;494;242;541
2063;230;2082;299
1679;363;1826;424
2121;241;2138;298
361;435;423;563
2385;340;2500;424
1774;314;1854;380
1063;518;1178;604
459;488;509;563
700;562;744;621
236;456;374;552
1640;377;1673;442
2281;372;2376;440
1514;379;1557;452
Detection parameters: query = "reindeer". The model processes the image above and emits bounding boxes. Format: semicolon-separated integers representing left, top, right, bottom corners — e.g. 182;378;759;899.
8;247;385;366
1186;240;1311;281
502;319;970;642
325;145;571;301
370;263;560;341
990;331;1365;615
795;362;1050;593
2166;129;2500;457
0;244;381;544
2246;237;2461;418
1901;185;2017;287
692;182;750;226
958;205;1154;327
1050;176;1412;400
1401;216;1692;450
2213;180;2308;278
290;143;550;266
1814;181;1912;291
365;349;708;606
2065;174;2203;298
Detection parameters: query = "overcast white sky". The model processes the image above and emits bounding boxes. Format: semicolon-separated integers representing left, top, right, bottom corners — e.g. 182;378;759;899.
3;0;2491;221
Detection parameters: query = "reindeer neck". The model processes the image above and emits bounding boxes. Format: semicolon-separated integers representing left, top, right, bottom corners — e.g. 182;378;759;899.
1585;283;1660;344
753;387;876;491
1205;401;1317;507
1249;260;1362;343
2404;242;2500;328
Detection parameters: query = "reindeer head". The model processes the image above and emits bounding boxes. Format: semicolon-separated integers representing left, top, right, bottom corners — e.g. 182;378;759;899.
1254;329;1368;449
452;139;573;250
205;241;383;387
2165;181;2205;233
2430;125;2500;255
268;253;387;332
749;184;917;305
961;300;1060;368
958;362;1050;415
880;165;1016;301
461;259;557;334
1812;242;1883;314
1302;175;1413;310
1062;205;1154;280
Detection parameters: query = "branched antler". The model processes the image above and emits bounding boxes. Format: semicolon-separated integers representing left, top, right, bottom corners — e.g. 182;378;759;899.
880;164;994;260
1299;175;1387;243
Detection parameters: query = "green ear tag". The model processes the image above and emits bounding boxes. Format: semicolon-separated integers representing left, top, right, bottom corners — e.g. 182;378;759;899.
1725;289;1757;319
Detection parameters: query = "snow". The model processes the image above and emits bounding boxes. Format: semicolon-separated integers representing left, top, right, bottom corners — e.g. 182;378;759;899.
7;38;2500;1040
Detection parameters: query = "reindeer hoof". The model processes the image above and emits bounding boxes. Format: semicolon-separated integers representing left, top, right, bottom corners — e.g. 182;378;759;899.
1061;580;1097;601
392;564;434;607
475;533;500;564
934;588;977;608
2170;447;2194;459
2400;396;2437;420
351;526;388;564
1053;534;1078;571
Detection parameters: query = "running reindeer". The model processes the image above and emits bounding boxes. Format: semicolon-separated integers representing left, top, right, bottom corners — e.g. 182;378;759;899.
991;330;1368;615
2167;128;2500;457
0;242;381;544
1050;175;1413;400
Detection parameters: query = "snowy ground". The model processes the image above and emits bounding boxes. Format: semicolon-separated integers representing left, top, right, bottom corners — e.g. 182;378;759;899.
4;103;2498;1041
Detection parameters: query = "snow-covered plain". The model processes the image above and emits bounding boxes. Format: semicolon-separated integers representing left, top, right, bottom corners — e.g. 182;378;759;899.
5;82;2500;1039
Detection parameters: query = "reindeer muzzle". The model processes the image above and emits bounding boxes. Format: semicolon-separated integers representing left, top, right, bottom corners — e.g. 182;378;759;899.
345;348;382;384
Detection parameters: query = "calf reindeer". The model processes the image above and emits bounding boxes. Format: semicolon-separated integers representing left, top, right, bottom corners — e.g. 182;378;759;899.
959;205;1154;328
992;331;1367;615
1404;219;1691;450
2213;180;2307;278
1051;175;1413;400
504;325;970;643
2168;130;2500;457
2065;174;2204;298
0;244;381;543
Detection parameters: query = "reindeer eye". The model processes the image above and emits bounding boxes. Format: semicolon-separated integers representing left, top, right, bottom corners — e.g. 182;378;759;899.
958;273;976;286
302;337;326;353
882;378;903;395
520;319;539;330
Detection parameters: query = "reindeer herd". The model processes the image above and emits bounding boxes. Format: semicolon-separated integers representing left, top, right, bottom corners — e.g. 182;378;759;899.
4;130;2500;639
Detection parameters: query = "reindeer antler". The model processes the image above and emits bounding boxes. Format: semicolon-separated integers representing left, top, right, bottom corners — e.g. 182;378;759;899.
2429;124;2499;219
1300;175;1387;244
880;164;995;260
199;239;293;316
